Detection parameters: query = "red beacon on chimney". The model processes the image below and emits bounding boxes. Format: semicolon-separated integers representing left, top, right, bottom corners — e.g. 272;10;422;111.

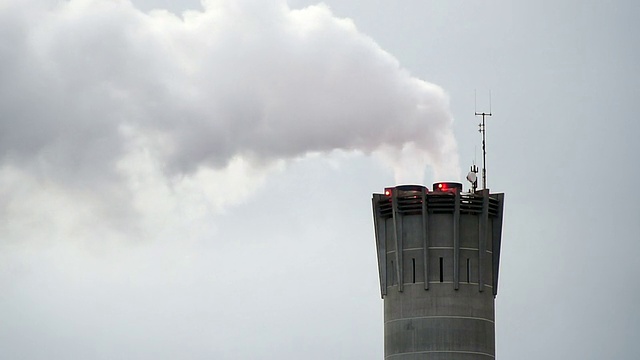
432;182;462;193
383;185;427;197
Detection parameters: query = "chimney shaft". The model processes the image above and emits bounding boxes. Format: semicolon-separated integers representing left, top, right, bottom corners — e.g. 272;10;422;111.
372;185;505;358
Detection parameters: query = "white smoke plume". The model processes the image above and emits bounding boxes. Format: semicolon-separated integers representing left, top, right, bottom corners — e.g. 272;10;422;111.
0;0;459;238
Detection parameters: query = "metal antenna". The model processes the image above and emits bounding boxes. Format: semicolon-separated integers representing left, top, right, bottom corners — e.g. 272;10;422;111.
475;96;492;190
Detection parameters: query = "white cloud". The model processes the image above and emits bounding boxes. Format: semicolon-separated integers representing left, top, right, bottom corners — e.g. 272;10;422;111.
0;0;458;240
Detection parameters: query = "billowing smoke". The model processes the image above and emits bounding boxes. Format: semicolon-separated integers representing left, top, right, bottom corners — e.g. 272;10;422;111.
0;0;458;239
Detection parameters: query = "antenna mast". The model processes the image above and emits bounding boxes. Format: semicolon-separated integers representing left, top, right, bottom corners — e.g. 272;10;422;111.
475;92;492;190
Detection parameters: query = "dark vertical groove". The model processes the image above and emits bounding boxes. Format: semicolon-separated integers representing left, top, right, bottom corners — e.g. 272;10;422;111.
412;258;416;283
421;189;429;290
439;257;444;283
479;189;489;292
453;191;460;290
372;197;386;297
492;193;505;297
391;192;403;292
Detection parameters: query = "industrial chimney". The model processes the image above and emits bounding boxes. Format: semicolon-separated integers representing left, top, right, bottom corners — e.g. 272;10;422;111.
372;183;504;359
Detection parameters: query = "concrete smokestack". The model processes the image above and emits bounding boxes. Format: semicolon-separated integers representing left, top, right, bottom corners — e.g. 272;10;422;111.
372;184;505;359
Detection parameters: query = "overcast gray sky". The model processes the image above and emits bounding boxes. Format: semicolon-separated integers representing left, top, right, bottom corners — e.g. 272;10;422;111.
0;1;638;359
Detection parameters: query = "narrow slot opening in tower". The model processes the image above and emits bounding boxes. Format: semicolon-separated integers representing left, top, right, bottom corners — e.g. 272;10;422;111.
439;257;444;283
466;258;471;283
412;258;416;283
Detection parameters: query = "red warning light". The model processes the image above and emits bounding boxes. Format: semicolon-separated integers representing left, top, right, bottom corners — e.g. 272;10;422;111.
383;185;426;196
433;182;462;193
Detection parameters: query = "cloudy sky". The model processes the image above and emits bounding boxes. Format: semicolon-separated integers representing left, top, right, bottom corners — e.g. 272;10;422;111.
1;0;638;359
